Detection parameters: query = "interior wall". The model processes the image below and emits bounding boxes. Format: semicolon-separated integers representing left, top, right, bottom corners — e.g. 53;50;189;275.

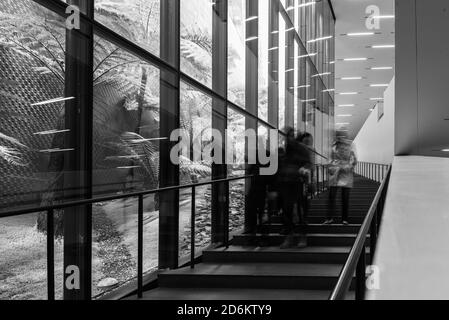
395;0;449;157
353;78;395;165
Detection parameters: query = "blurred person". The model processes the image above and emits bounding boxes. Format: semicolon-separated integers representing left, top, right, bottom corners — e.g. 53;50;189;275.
324;131;358;225
277;128;313;249
245;138;276;244
296;132;315;225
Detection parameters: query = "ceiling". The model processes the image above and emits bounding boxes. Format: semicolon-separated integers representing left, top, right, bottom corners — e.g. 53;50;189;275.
331;0;395;139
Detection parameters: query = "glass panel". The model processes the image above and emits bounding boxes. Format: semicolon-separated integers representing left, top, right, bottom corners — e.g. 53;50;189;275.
258;0;269;122
95;0;160;57
179;82;213;185
91;36;161;297
278;14;286;130
92;36;161;196
178;185;212;259
0;0;66;211
180;0;213;88
228;0;246;108
227;108;245;234
0;1;65;300
0;214;49;300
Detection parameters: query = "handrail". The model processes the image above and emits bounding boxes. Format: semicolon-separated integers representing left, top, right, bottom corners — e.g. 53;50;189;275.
0;175;254;219
329;165;392;300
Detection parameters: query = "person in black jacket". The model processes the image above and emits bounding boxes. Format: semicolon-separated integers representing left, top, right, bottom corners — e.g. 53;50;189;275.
277;128;313;249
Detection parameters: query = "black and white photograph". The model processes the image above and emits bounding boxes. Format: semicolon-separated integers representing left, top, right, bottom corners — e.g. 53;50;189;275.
0;0;448;309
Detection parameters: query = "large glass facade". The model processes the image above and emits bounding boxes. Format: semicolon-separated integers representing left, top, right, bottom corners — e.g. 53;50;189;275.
0;0;335;300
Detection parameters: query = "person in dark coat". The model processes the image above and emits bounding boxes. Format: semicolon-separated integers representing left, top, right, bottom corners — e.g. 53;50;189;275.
296;132;315;225
277;128;313;249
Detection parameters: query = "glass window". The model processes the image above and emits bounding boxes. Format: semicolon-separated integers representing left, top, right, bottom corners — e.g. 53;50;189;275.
95;0;160;57
228;0;246;108
278;14;286;130
180;0;213;88
91;35;161;297
227;108;245;234
258;0;269;121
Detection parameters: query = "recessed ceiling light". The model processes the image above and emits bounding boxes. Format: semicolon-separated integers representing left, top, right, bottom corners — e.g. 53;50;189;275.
245;36;258;42
339;92;359;95
301;99;317;103
370;98;384;101
343;58;368;61
338;104;355;107
322;89;335;92
346;32;375;36
294;53;318;59
370;84;389;87
290;85;311;89
307;36;333;44
372;15;395;19
312;72;332;78
370;45;395;49
287;1;316;10
329;61;335;64
370;67;393;70
337;114;353;117
245;16;258;22
442;149;449;152
336;122;350;126
340;77;363;80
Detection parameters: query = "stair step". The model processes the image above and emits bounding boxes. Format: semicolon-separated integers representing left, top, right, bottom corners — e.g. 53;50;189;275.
204;246;370;264
269;216;365;224
232;234;369;247
131;287;356;300
158;263;355;290
257;224;361;234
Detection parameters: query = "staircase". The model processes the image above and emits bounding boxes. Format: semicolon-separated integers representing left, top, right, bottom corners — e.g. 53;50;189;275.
134;175;380;300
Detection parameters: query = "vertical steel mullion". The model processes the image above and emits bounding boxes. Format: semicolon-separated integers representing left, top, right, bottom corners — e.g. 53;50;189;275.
285;0;295;129
244;0;259;233
63;0;93;300
159;0;181;270
211;0;228;245
47;209;55;301
191;187;196;268
268;0;279;127
137;195;144;298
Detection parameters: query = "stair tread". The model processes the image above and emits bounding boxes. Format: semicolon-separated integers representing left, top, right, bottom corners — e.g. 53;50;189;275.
236;233;364;238
132;287;338;300
206;245;357;254
160;262;345;277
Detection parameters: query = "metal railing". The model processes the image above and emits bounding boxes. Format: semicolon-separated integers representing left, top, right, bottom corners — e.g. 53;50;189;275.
329;165;392;300
310;164;330;198
355;161;390;183
0;174;254;300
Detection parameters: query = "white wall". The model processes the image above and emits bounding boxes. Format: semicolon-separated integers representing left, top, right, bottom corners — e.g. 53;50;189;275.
395;0;449;157
353;77;395;165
